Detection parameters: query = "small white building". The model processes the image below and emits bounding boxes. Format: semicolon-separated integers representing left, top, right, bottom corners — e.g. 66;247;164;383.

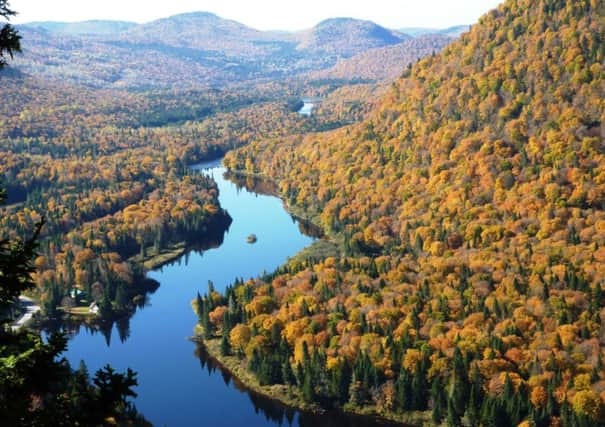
89;302;99;315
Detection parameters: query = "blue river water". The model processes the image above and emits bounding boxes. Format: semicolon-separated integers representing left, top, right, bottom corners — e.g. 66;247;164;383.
59;159;402;427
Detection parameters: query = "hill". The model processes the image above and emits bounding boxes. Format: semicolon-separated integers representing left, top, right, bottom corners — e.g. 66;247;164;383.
114;12;289;57
311;34;452;81
11;26;249;89
296;18;407;57
218;0;605;425
400;25;471;37
12;14;421;90
22;20;137;35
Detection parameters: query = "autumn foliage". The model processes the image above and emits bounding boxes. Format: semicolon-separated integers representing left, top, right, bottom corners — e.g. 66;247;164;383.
214;0;605;424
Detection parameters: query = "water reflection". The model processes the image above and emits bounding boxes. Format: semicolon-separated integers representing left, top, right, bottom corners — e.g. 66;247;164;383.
196;344;407;427
225;171;324;239
54;159;403;426
43;315;117;347
41;212;231;343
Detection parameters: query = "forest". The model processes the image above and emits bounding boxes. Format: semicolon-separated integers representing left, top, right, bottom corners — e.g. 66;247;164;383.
198;0;605;425
0;2;152;424
0;64;388;325
2;0;605;425
13;14;450;90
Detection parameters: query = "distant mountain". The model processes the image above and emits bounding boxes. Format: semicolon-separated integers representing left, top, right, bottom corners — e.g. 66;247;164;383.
397;27;435;36
12;26;262;89
399;25;470;37
296;18;408;57
22;20;137;35
311;34;452;81
115;12;290;57
11;12;438;90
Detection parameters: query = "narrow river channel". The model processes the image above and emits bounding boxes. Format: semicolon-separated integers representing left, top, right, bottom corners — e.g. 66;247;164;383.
58;159;402;427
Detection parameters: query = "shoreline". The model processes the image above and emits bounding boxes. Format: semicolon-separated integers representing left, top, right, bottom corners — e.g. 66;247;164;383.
30;207;232;323
193;334;430;427
223;168;343;257
194;166;431;425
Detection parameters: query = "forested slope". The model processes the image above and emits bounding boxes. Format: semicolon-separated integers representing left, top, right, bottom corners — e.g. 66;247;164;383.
311;35;453;82
0;70;381;324
207;0;605;425
16;14;415;90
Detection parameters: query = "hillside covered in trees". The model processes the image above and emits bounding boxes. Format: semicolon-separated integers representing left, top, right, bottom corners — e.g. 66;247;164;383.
0;4;151;424
311;35;454;82
13;14;451;90
195;0;605;425
1;58;394;327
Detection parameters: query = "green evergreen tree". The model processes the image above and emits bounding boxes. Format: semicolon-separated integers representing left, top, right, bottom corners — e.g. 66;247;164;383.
302;370;314;403
196;292;204;317
220;332;231;356
449;347;470;420
281;360;295;385
99;285;113;318
465;364;483;425
0;0;20;68
431;375;446;424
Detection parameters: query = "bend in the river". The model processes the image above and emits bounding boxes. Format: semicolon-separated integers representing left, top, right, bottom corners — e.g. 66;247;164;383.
57;158;400;427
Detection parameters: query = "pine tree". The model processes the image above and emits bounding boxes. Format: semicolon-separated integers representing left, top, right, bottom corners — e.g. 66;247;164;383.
431;375;446;424
331;360;351;405
449;347;470;420
196;292;204;317
99;285;113;318
281;361;295;386
411;361;428;410
466;364;483;425
220;332;231;356
0;0;20;68
302;370;314;403
447;397;460;427
395;369;412;410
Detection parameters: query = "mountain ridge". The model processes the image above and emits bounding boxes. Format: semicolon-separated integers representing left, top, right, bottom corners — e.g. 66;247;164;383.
14;13;452;90
399;24;471;37
20;19;137;35
296;17;407;56
311;34;452;81
220;0;605;424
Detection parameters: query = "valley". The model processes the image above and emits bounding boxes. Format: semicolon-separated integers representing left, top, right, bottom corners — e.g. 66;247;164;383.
1;0;604;426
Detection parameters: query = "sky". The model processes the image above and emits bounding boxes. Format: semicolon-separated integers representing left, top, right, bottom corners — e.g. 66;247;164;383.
9;0;503;31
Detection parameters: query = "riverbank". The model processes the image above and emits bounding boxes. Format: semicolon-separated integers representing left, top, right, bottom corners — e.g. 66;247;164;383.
134;242;188;271
223;168;343;254
31;207;232;326
134;209;233;272
13;243;193;324
201;166;433;426
194;333;430;427
223;169;323;228
194;334;321;413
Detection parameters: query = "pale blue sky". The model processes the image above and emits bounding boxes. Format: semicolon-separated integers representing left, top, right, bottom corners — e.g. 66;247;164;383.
11;0;503;30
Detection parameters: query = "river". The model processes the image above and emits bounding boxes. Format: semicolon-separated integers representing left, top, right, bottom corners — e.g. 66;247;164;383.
298;101;314;116
58;159;402;427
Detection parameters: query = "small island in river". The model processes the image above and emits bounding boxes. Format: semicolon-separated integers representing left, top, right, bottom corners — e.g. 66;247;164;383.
246;234;258;244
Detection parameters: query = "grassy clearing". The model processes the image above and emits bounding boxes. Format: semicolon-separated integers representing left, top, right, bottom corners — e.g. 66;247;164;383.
62;306;95;316
130;243;188;271
288;239;340;263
